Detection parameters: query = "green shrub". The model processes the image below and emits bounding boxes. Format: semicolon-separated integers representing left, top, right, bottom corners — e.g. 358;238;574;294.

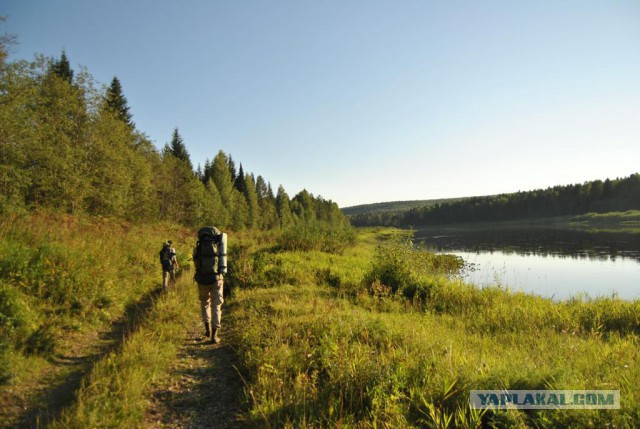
0;282;34;384
0;241;33;285
277;223;356;254
227;247;306;290
0;281;33;338
364;236;464;299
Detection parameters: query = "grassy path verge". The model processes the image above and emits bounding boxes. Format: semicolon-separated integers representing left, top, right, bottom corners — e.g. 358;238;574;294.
1;286;167;428
47;277;194;428
1;326;120;428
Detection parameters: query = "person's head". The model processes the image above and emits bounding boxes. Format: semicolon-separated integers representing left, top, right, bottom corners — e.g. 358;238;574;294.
168;240;172;245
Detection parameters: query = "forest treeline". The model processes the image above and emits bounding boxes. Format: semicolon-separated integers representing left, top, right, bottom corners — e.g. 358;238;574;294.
349;173;640;227
0;38;346;230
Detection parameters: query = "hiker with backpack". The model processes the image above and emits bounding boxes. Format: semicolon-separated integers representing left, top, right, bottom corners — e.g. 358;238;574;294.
160;240;179;290
192;226;227;344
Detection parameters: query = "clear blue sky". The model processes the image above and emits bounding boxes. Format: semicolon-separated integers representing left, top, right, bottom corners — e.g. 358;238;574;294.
3;0;640;207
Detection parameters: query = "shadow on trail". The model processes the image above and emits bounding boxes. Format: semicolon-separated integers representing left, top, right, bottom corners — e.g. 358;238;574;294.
15;285;166;429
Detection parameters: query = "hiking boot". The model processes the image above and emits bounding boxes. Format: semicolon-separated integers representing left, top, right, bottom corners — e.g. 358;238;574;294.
211;328;220;344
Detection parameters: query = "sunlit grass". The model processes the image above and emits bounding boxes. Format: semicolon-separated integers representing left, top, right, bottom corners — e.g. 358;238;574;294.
569;210;640;232
227;227;640;428
0;210;193;385
3;218;638;428
50;276;196;428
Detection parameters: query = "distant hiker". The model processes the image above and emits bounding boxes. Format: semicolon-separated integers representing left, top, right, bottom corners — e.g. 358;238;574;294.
160;240;179;290
192;226;227;343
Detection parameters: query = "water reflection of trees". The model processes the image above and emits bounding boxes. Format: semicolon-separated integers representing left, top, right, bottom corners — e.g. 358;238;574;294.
416;228;640;263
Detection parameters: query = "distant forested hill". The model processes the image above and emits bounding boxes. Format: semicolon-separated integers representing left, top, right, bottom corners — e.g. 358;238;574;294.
344;174;640;227
343;198;467;226
341;199;464;216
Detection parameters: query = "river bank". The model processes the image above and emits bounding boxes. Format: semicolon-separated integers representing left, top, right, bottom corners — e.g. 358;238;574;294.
409;210;640;234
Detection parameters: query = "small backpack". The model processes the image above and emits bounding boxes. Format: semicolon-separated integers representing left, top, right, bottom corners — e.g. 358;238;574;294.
194;226;227;285
159;243;172;270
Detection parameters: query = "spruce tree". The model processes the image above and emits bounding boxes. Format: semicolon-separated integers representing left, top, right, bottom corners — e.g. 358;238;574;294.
202;158;212;184
35;52;89;212
255;176;277;228
234;164;247;194
51;50;73;84
168;127;193;171
105;76;134;128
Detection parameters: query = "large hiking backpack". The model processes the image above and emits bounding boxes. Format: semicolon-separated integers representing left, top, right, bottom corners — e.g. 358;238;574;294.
159;242;172;271
194;226;227;285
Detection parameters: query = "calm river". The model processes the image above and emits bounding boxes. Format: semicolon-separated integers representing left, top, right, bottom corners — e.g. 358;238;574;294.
415;228;640;301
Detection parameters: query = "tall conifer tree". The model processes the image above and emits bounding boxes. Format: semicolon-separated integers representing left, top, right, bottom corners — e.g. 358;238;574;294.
255;176;277;228
168;127;193;171
105;76;134;128
201;159;211;184
234;164;247;193
51;50;73;83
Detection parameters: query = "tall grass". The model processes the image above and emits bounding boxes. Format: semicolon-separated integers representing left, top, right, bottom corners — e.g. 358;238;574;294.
227;227;640;428
0;210;192;385
276;223;356;254
3;217;638;427
49;276;196;428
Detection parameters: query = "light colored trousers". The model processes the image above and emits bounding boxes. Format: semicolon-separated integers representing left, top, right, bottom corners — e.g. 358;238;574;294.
162;269;175;289
198;279;224;329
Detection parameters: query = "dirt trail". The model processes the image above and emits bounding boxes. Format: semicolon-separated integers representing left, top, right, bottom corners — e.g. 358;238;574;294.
146;320;249;429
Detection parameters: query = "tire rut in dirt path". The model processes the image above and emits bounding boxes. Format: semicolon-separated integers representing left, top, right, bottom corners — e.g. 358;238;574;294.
146;321;249;429
1;287;165;429
0;331;104;429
